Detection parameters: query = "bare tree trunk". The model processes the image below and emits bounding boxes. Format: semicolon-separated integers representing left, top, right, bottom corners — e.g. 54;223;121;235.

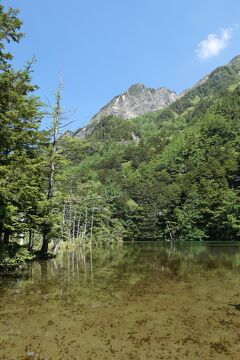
76;214;81;240
40;78;63;257
68;199;72;241
89;245;94;285
166;221;173;241
81;208;88;242
76;216;81;239
61;202;66;241
41;224;49;256
90;208;94;246
3;229;10;245
19;232;24;245
72;208;76;241
28;229;34;251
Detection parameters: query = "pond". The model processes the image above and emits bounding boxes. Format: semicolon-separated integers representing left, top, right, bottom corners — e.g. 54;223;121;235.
1;242;240;359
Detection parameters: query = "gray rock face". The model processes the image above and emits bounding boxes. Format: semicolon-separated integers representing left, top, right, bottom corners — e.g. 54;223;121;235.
73;56;240;139
74;83;177;138
91;83;177;124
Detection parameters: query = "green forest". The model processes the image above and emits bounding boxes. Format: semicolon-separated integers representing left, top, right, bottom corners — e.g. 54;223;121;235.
1;5;240;269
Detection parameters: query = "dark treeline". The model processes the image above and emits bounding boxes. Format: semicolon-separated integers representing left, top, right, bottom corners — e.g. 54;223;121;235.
1;5;240;268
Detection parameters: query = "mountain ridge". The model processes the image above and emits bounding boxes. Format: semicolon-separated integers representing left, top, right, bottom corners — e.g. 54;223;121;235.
74;55;240;139
91;83;177;123
60;54;240;243
74;83;177;138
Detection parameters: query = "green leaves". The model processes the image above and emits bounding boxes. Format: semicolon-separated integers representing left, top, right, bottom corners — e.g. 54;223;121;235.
0;5;49;246
59;74;240;242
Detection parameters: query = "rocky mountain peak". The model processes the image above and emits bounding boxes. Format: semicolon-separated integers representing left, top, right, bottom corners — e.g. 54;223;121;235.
90;83;177;124
128;83;146;95
73;55;240;139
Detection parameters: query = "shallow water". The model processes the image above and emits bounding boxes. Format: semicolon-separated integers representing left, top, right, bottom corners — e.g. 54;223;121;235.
1;242;240;359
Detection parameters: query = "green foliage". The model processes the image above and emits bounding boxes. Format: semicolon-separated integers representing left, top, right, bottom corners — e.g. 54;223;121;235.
58;62;240;243
0;5;52;262
0;5;49;244
0;5;23;68
88;116;140;143
2;1;240;267
0;242;35;269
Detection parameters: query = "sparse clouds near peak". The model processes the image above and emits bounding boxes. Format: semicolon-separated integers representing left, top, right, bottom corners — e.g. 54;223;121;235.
196;28;233;61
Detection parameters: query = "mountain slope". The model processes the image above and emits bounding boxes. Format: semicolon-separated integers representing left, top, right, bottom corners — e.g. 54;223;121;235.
60;55;240;243
75;83;177;138
74;56;240;139
171;55;240;115
91;83;177;122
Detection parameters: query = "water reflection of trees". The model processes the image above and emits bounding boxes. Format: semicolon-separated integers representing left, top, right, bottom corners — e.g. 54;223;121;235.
32;243;240;282
2;243;240;292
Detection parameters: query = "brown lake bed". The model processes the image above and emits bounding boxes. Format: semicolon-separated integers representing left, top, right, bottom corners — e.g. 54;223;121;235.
1;242;240;359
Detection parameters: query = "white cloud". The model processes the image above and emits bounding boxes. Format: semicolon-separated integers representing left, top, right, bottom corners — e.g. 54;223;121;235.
196;28;233;61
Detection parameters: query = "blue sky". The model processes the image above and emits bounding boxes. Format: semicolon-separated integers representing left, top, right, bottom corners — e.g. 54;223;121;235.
2;0;240;130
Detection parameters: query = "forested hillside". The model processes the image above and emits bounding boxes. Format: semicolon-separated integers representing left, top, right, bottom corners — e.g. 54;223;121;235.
1;4;240;270
60;63;240;243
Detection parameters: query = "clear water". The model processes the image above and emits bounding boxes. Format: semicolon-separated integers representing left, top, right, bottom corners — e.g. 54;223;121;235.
1;242;240;360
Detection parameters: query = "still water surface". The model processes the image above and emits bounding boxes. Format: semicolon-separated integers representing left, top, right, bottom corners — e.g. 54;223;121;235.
1;242;240;359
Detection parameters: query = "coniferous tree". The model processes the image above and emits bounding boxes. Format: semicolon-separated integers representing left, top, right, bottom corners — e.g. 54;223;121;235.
0;5;47;244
